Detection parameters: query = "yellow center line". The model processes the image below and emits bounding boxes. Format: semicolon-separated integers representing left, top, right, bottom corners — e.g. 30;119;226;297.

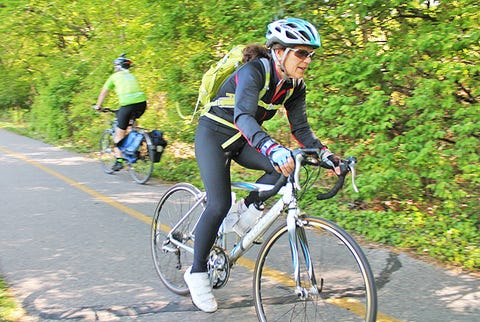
0;146;151;224
1;145;403;322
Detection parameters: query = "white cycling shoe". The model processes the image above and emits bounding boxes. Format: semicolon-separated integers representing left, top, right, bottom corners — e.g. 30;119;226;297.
184;266;218;313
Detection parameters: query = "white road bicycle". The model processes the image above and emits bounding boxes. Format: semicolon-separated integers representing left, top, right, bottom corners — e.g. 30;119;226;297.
151;148;377;321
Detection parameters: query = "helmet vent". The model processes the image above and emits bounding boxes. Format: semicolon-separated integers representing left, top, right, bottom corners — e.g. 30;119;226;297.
286;31;296;40
298;31;309;40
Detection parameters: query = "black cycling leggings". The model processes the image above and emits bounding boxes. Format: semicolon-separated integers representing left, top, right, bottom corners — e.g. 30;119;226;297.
192;121;280;273
116;101;147;130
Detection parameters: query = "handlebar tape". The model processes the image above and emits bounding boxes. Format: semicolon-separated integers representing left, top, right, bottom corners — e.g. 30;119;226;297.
257;175;288;202
316;173;346;200
316;161;349;200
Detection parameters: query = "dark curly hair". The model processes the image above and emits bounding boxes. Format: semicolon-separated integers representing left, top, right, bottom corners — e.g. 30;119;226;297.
242;43;270;63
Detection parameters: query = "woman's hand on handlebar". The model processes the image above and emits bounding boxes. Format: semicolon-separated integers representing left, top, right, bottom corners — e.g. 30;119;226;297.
261;139;295;177
269;145;295;176
291;148;358;200
320;147;341;176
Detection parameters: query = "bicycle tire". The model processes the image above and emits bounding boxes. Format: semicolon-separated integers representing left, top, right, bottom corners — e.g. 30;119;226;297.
254;216;377;322
151;183;205;295
129;132;153;184
99;129;116;174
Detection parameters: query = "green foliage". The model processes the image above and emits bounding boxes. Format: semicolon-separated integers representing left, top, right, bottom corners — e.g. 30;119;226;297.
0;276;23;321
0;67;31;110
0;0;478;271
28;66;85;141
299;160;479;270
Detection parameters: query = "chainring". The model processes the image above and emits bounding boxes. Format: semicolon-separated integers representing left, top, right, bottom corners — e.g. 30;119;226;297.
208;246;230;289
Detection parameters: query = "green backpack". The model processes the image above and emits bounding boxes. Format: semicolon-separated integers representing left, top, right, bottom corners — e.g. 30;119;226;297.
191;45;270;121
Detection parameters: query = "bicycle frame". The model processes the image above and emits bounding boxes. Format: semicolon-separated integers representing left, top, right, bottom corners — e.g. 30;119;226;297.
164;174;320;296
228;181;292;260
168;149;359;285
229;179;321;296
161;150;359;291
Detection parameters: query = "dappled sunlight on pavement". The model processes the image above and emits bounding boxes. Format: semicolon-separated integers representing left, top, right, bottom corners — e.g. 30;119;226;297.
109;191;161;205
435;284;480;313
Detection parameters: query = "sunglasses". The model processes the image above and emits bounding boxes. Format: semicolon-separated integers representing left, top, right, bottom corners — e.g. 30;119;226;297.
288;48;315;60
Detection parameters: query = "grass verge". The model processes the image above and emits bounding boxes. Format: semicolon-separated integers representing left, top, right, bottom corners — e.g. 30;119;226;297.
0;277;24;322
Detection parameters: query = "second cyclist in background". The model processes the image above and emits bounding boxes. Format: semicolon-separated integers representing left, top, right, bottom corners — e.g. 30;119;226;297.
94;53;147;172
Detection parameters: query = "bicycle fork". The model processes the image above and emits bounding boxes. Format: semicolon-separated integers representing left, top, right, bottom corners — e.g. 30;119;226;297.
287;207;322;300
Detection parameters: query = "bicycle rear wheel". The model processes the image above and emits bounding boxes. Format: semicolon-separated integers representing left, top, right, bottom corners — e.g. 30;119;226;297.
254;216;377;322
151;183;205;295
128;133;153;184
99;129;116;174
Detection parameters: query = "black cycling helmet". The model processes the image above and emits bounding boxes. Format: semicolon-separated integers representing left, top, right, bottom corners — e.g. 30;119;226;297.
113;53;132;69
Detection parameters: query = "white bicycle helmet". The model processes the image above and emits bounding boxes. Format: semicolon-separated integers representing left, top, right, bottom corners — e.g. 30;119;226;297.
266;18;321;49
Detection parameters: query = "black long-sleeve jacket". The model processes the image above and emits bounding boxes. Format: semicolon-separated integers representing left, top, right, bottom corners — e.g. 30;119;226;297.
201;57;324;151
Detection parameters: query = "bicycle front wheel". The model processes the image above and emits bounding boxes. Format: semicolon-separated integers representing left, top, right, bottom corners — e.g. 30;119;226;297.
151;183;205;295
254;216;377;322
99;129;116;174
128;133;153;184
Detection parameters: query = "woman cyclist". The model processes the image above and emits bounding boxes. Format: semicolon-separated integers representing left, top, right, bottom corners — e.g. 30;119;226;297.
185;18;341;312
94;54;147;171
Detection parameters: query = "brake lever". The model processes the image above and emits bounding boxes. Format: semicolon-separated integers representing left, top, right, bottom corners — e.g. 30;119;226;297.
345;156;359;193
293;153;303;190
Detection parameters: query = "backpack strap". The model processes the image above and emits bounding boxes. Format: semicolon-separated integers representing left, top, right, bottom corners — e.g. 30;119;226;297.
204;58;271;110
258;57;271;104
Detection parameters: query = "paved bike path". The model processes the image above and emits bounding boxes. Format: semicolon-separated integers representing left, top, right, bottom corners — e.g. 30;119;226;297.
0;128;478;321
0;129;261;321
